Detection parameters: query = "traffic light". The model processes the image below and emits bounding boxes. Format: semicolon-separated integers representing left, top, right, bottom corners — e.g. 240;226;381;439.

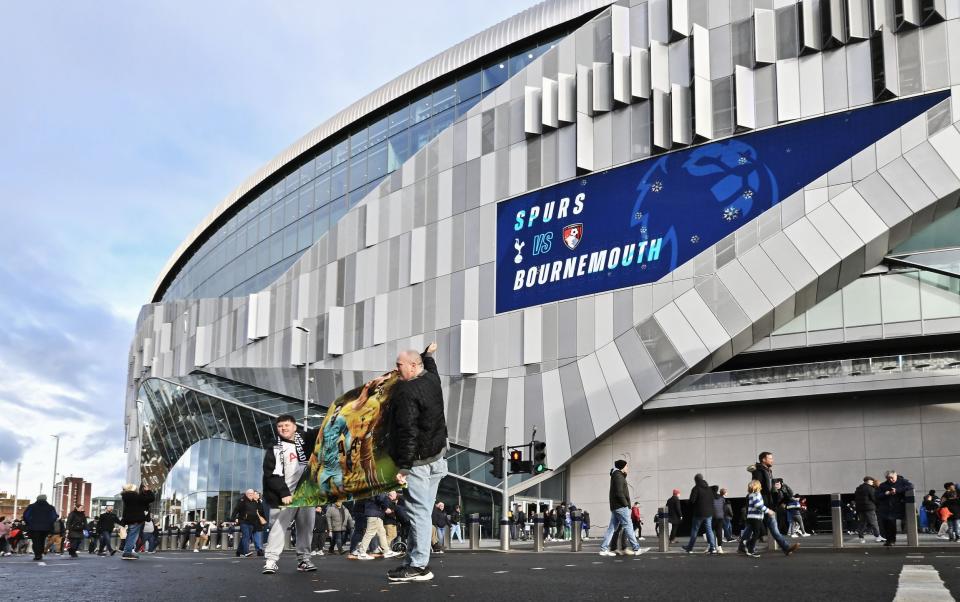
490;445;504;479
509;448;523;473
533;441;547;473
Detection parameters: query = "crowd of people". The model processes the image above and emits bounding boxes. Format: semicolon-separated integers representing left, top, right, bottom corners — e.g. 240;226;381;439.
598;452;929;558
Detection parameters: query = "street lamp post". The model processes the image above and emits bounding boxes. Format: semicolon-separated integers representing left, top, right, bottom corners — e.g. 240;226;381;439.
51;435;60;514
295;325;311;430
12;462;21;518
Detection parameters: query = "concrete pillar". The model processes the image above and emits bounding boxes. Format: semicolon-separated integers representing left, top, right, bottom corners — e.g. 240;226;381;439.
831;493;843;549
468;513;480;550
570;511;582;552
905;489;919;547
658;507;669;552
533;513;544;552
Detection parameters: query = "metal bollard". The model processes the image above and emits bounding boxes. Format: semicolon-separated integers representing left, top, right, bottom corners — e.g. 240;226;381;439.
571;511;582;552
444;523;452;550
905;489;919;547
831;493;843;549
468;513;480;550
658;507;669;552
164;532;171;550
533;513;544;552
499;518;510;551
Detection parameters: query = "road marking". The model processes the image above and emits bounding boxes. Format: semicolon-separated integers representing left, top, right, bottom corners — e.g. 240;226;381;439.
564;564;576;567
493;570;509;574
531;567;546;570
314;590;338;594
893;565;952;601
448;576;463;578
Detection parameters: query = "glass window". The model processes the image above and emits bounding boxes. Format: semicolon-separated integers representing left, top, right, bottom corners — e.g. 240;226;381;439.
806;289;843;330
329;196;347;228
298;215;313;251
350;127;368;156
330;162;348;199
919;272;960;319
431;106;456;137
880;271;921;322
258;192;272;213
387;130;410;172
284;195;299;225
284;172;299;194
314;204;330;240
457;71;481;101
456;94;482;118
409;118;432;154
432;81;457;114
349;151;367;190
298;158;315;185
257;241;270;272
283;223;298;257
315;173;331;206
842;276;881;327
270;205;283;234
368;116;389;146
270;232;283;264
637;318;686;382
315;148;332;174
331;138;349;166
509;48;536;76
412;94;432;124
244;222;257;251
258;212;270;243
892;207;960;253
482;61;508;92
388;103;411;135
368;141;388;182
299;183;315;216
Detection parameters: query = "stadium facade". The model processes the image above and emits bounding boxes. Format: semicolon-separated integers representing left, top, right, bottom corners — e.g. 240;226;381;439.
126;0;960;527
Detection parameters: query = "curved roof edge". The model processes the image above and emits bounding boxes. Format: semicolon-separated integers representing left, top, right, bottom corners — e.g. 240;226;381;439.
151;0;614;302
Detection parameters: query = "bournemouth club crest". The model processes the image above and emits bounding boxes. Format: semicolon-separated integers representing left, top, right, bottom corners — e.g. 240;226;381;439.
562;223;583;250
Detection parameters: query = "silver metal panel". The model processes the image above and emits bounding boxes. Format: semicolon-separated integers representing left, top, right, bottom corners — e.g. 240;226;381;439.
593;61;614;113
577;114;595;171
829;186;888;245
921;24;950;91
928;125;960;177
649;0;672;44
845;40;873;107
826;0;849;45
822;47;849;112
716;260;774;321
799;54;825;117
759;231;819;292
595;341;642;418
674;289;730;352
847;0;871;39
879;158;937;213
613;326;666;400
695;76;716;138
776;58;801;121
542;78;559;129
653;88;673;148
801;0;823;51
651;40;671;92
577;64;594;116
611;3;631;55
902;0;923;26
558;73;576;123
903;141;960;200
654;301;708;367
671;84;693;145
738;245;795;307
807;202;864;258
613;52;632;104
783;217;841;275
540;369;573;466
631;47;652;99
524;86;543;135
578;354;619;436
755;9;777;64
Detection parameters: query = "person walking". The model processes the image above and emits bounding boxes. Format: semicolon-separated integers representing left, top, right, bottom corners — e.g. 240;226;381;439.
710;486;726;552
311;507;327;556
232;490;261;557
46;517;64;556
120;483;155;560
598;459;642;557
666;489;683;544
682;474;718;555
261;414;321;575
326;501;352;554
785;493;810;537
194;520;209;552
431;502;449;554
741;452;796;556
383;492;405;551
854;476;883;543
65;503;86;558
96;505;119;556
720;490;734;542
740;480;778;558
384;342;449;583
356;495;401;560
23;494;58;562
875;470;914;547
940;491;960;541
631;502;643;541
448;504;463;543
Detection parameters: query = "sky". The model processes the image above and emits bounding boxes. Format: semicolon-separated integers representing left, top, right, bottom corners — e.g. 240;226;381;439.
0;0;538;504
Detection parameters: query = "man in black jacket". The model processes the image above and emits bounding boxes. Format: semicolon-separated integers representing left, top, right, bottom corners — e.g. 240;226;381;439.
96;506;119;556
261;414;320;575
598;459;642;557
745;452;797;556
120;483;155;560
682;474;718;554
231;490;261;557
666;489;683;544
876;470;914;546
855;476;883;543
385;342;448;583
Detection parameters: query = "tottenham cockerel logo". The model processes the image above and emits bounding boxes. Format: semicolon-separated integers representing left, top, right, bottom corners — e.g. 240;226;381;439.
562;223;583;250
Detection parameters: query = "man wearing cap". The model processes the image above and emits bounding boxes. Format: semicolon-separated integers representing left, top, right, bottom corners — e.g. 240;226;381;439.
598;459;642;557
666;489;683;544
23;494;58;562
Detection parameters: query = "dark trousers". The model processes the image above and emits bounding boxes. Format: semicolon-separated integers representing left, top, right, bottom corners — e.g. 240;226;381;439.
880;518;898;545
97;531;114;553
30;531;48;560
668;521;680;542
328;531;346;552
68;537;82;557
311;530;327;551
743;518;763;553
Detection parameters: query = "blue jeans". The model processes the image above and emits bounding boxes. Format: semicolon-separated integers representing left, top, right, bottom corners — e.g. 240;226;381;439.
450;524;462;541
764;513;790;551
253;529;263;551
123;523;143;555
97;531;113;553
685;517;717;551
949;518;960;540
723;518;733;540
402;456;448;569
600;507;640;552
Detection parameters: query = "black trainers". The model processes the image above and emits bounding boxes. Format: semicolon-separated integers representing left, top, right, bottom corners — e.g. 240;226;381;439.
387;565;434;582
297;560;317;572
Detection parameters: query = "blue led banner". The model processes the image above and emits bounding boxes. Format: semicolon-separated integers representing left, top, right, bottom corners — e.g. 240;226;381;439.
495;91;949;314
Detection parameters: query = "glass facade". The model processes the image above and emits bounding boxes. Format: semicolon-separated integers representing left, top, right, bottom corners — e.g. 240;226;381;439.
159;37;566;303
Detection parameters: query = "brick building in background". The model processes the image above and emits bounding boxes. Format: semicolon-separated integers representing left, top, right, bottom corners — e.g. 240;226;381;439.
54;476;92;516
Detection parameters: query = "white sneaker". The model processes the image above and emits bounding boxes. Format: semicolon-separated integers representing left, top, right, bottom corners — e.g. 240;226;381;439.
858;538;865;544
383;550;400;558
355;553;374;561
801;533;811;537
598;550;616;557
638;537;646;541
716;546;724;554
193;549;199;553
622;549;637;556
875;536;885;543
